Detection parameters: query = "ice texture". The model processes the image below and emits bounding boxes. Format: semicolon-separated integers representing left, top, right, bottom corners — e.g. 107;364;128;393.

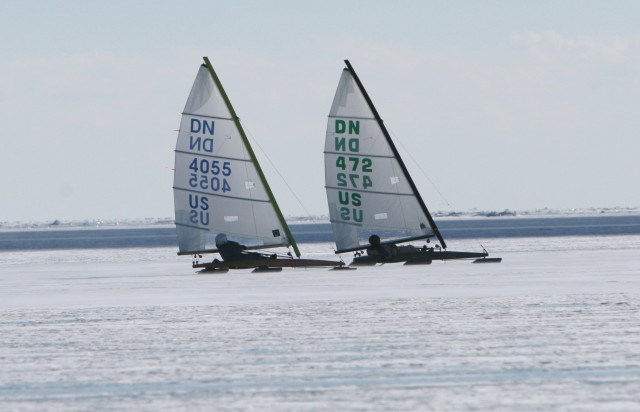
1;236;640;410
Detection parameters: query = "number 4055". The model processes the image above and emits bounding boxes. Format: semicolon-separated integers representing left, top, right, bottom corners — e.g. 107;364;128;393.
189;158;231;176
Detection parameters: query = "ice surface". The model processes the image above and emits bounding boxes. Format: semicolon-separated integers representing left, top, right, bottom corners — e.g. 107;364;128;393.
1;236;640;410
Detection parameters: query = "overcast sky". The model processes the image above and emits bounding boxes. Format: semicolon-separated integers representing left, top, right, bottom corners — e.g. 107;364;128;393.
2;0;639;222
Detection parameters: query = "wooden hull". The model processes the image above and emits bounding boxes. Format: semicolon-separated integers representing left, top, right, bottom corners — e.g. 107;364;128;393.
351;250;493;265
193;258;344;271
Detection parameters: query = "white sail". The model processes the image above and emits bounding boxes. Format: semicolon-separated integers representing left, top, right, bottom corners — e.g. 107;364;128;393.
173;62;291;254
324;66;439;253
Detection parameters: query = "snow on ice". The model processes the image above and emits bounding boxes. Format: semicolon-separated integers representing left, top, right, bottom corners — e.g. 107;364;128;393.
1;236;640;410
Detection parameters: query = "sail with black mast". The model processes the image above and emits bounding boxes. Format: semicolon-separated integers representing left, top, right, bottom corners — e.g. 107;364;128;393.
324;60;498;265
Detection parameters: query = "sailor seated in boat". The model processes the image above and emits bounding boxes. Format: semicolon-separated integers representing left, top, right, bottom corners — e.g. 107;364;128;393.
366;235;398;261
215;233;276;262
366;234;426;262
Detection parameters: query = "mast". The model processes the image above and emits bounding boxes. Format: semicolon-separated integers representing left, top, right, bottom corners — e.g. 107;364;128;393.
343;60;447;249
202;56;301;257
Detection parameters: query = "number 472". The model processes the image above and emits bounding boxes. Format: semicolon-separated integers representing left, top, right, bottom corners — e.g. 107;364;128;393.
336;156;372;172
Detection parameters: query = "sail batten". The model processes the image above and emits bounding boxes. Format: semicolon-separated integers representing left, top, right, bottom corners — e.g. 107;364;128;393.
324;61;446;252
325;186;415;197
181;112;233;121
174;150;254;163
323;151;395;160
327;115;376;121
173;187;273;203
173;57;298;255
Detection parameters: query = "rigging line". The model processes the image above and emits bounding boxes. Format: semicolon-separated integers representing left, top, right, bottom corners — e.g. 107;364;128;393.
386;125;454;210
238;129;261;242
385;126;487;247
240;121;331;246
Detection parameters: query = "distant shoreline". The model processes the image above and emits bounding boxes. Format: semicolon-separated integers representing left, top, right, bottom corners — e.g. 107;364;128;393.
1;207;639;231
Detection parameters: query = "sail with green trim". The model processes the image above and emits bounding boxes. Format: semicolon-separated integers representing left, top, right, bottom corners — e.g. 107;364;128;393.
173;59;294;255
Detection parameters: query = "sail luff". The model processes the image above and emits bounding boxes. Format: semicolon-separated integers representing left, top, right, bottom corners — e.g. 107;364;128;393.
201;57;301;258
342;60;447;249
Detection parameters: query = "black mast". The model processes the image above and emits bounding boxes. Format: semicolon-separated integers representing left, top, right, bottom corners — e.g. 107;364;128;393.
343;60;447;249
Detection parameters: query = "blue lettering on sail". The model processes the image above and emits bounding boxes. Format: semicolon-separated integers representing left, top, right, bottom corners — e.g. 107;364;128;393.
188;194;210;226
190;118;215;135
189;136;214;153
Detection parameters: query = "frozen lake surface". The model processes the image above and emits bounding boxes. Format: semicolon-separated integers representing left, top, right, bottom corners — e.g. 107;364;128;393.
1;236;640;410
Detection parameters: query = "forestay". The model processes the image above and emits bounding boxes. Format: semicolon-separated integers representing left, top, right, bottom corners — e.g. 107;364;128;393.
173;59;293;255
324;62;443;253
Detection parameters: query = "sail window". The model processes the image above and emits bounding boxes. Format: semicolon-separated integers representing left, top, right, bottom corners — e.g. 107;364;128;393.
224;216;239;222
374;213;388;220
390;176;400;184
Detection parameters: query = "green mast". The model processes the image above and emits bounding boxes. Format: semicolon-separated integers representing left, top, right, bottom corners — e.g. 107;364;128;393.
202;56;301;258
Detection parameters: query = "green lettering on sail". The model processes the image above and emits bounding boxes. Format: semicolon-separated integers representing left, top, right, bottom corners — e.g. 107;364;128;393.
334;138;360;153
335;119;360;135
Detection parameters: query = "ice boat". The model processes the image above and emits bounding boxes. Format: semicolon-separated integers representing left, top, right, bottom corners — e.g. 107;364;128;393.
173;57;342;271
324;60;501;266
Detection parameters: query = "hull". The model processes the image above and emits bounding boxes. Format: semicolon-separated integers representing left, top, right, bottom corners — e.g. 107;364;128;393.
351;249;490;265
193;258;344;270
